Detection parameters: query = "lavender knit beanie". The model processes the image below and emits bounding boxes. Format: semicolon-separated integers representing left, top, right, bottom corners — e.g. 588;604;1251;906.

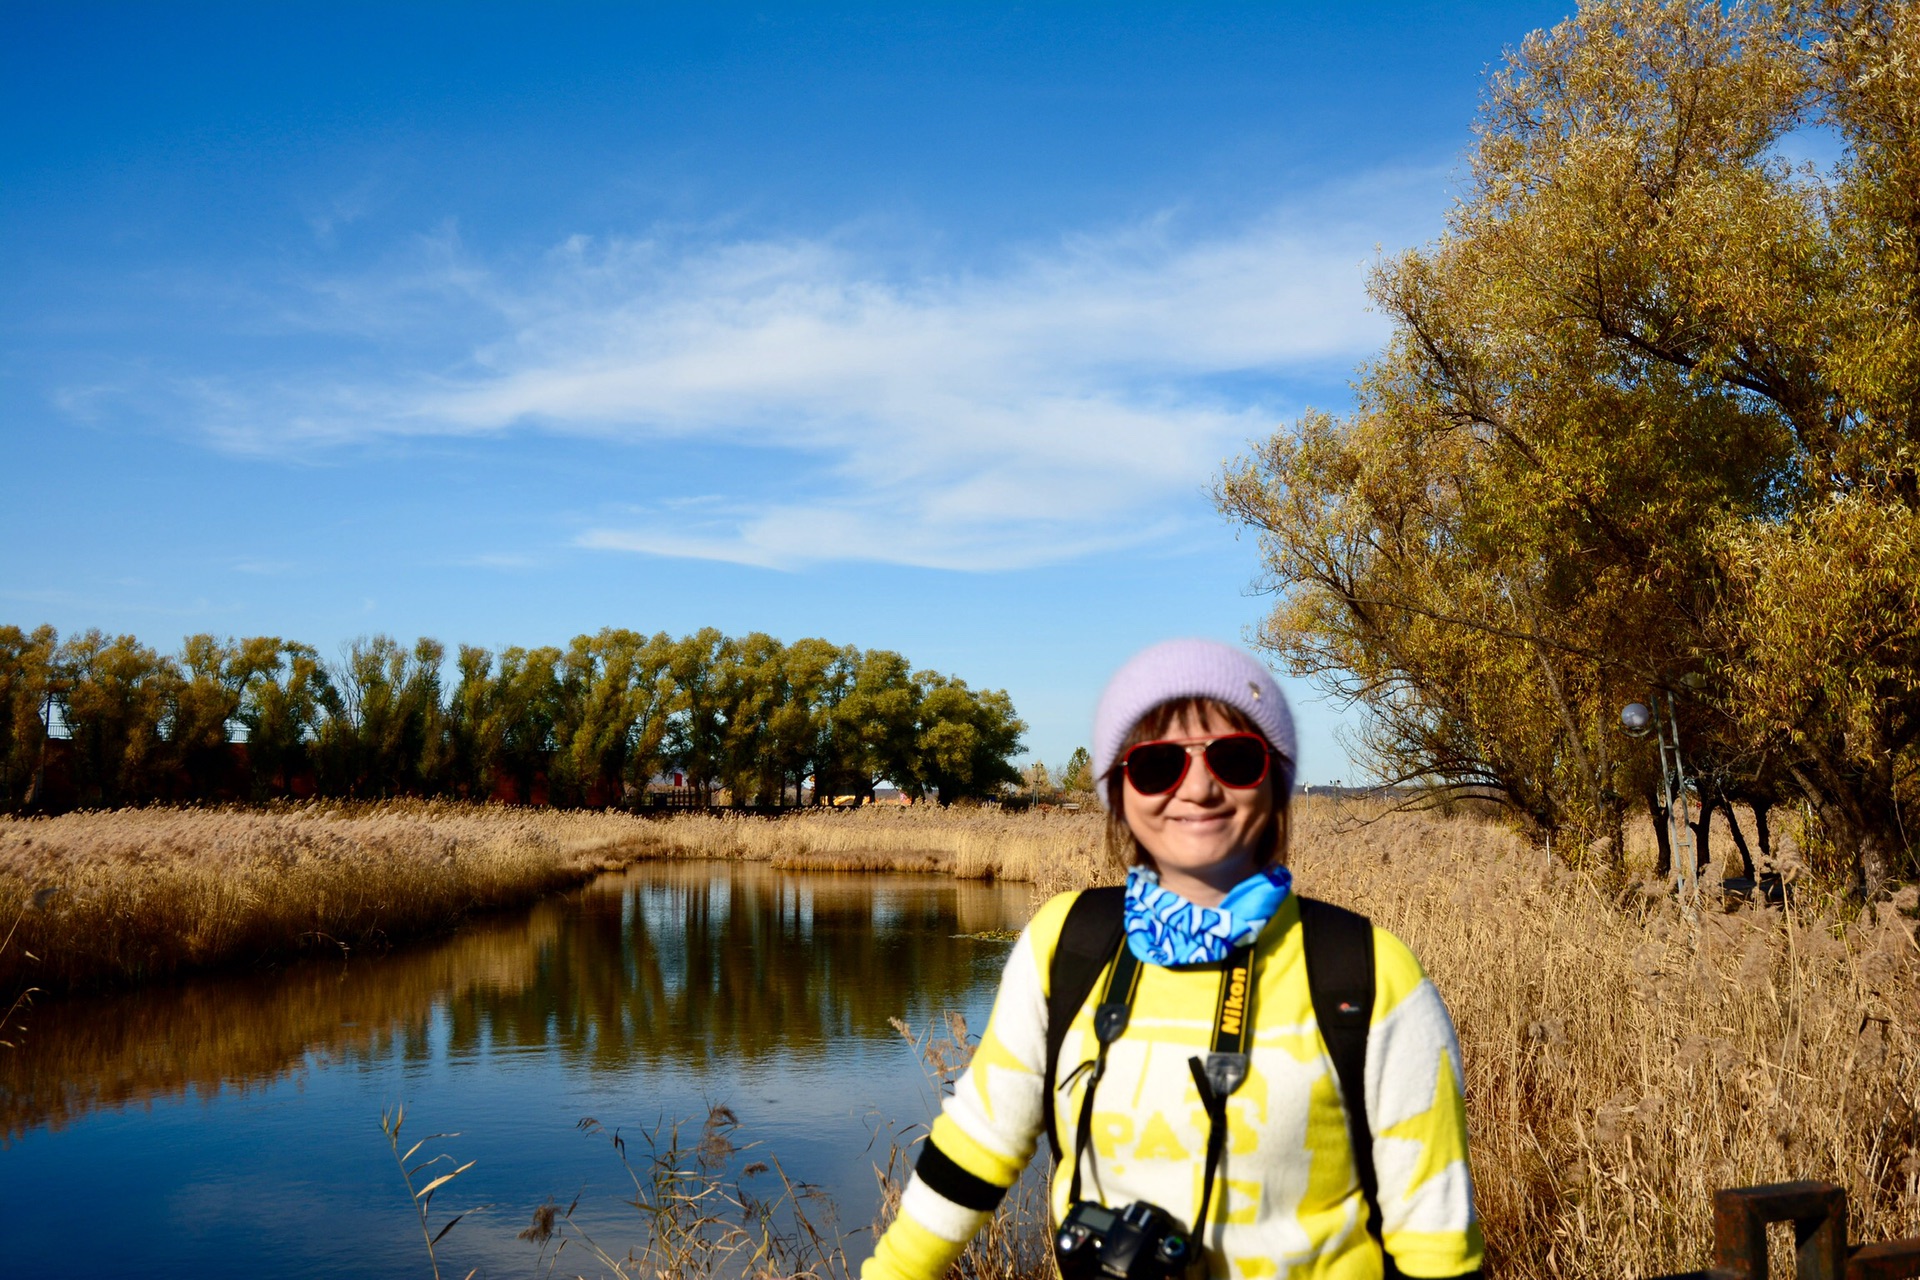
1092;638;1296;808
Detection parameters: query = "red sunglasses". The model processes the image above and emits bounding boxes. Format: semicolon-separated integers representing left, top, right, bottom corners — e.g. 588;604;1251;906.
1121;733;1273;796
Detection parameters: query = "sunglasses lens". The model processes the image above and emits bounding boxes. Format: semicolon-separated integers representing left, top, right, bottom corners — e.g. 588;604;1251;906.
1123;742;1188;794
1204;736;1269;788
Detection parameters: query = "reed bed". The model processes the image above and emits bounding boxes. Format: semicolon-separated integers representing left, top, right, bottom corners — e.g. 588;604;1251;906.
0;800;1098;998
0;800;658;994
665;801;1920;1278
1286;804;1920;1277
618;804;1106;888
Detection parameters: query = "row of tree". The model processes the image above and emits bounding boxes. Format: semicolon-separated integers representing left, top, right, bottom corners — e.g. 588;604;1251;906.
1220;0;1920;893
0;625;1026;811
1017;747;1096;802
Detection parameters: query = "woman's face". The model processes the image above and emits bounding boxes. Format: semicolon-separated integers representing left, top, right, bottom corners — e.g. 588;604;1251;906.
1120;703;1281;906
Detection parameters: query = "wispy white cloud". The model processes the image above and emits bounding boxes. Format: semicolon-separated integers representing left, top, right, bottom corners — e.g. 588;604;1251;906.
0;584;232;619
303;176;384;249
454;552;542;571
146;170;1441;570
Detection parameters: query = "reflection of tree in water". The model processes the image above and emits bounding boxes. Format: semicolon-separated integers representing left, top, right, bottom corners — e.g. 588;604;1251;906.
0;909;559;1142
0;863;1028;1140
441;863;1025;1071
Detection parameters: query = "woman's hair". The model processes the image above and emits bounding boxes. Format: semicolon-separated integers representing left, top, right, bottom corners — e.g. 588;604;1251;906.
1101;695;1291;878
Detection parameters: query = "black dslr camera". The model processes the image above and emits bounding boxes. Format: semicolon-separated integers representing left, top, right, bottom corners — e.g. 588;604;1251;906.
1053;1200;1197;1280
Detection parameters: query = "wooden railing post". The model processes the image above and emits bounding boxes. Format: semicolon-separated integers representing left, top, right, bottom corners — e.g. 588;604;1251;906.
1846;1240;1920;1280
1646;1178;1920;1280
1711;1182;1848;1280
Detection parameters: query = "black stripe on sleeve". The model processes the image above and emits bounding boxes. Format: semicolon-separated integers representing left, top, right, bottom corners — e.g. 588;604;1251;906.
913;1140;1008;1212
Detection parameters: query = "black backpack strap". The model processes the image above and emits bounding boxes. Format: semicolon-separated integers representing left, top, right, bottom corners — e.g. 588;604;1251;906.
1042;884;1125;1163
1299;896;1393;1274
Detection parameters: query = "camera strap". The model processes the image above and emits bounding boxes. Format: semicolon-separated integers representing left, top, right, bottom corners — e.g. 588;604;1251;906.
1188;942;1253;1242
1066;937;1257;1242
1065;938;1143;1206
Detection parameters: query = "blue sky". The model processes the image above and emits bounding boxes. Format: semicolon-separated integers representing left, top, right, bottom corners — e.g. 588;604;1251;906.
1;2;1574;782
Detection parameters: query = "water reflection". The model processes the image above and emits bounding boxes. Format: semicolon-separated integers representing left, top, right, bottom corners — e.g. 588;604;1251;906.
0;862;1030;1143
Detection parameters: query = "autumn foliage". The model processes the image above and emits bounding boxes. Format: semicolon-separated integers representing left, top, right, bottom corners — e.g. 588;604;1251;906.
1220;0;1920;892
0;625;1025;812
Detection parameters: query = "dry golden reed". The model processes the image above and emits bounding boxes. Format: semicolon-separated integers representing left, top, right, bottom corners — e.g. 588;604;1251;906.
1290;799;1920;1277
0;800;1101;996
0;800;659;993
511;1107;856;1280
618;803;1106;888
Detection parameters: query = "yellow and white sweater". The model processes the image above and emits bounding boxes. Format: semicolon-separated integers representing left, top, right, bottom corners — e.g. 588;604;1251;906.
864;890;1482;1280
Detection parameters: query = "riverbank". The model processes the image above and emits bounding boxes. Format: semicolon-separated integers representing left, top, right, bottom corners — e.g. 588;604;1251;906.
0;801;664;995
0;801;1103;997
619;802;1106;891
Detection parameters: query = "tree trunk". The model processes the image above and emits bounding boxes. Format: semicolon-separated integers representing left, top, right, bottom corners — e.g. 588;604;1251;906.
1722;799;1757;880
1606;796;1626;874
1529;640;1609;859
1857;825;1898;900
1647;782;1673;878
1790;756;1909;898
1690;789;1714;876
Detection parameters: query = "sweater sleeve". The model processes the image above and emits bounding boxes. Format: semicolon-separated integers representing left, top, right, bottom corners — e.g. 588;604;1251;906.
862;892;1077;1280
1364;928;1485;1278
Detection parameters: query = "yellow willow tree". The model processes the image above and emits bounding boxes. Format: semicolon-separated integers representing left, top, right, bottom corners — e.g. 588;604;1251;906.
0;625;58;808
1220;0;1920;889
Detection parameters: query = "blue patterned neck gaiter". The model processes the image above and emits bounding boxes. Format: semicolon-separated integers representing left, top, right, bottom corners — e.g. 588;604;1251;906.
1123;862;1294;967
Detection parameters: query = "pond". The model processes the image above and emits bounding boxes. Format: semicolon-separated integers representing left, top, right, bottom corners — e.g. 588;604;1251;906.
0;861;1035;1279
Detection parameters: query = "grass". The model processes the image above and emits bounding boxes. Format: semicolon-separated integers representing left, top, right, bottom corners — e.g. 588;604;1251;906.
880;1012;1053;1280
383;1103;484;1280
0;800;1101;996
1288;802;1920;1277
4;797;1916;1275
521;1109;855;1280
0;800;661;994
614;803;1106;890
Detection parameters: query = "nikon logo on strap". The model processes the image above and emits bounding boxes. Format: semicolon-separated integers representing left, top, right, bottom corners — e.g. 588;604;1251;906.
1219;966;1248;1036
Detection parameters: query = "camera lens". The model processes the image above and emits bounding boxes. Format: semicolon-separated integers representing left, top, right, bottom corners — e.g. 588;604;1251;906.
1156;1235;1188;1262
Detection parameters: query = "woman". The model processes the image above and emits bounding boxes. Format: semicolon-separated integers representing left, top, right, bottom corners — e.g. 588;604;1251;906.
864;639;1482;1280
